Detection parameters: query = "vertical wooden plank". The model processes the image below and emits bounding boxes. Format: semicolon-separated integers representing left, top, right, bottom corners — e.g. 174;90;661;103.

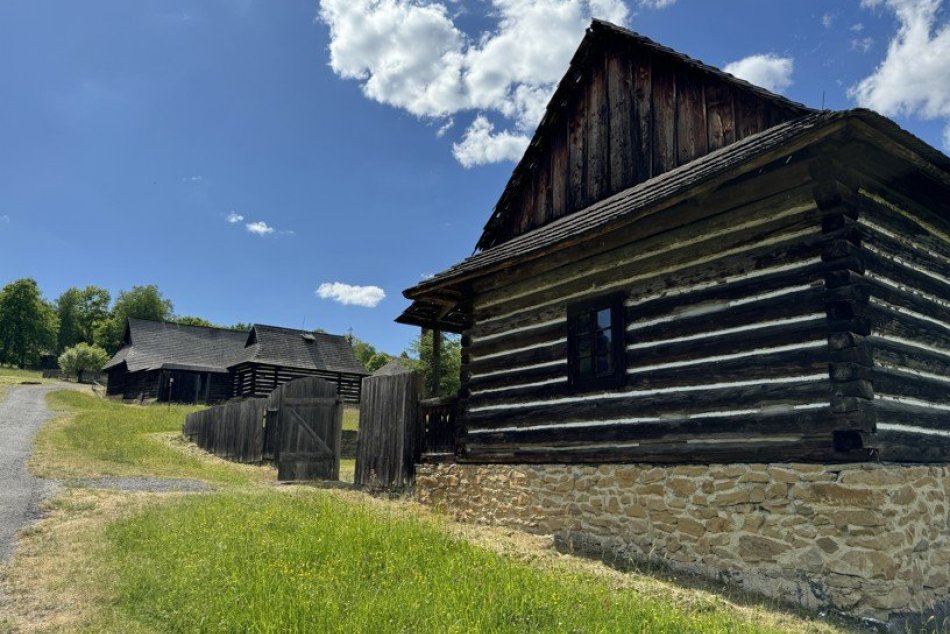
675;71;707;165
534;160;552;226
651;59;676;175
568;79;587;213
633;51;652;182
735;94;767;139
705;81;736;151
607;51;633;193
550;122;569;219
586;60;609;203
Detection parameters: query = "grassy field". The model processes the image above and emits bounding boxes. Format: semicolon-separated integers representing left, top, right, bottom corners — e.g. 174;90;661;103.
31;391;274;487
0;365;46;399
342;404;359;431
0;389;848;633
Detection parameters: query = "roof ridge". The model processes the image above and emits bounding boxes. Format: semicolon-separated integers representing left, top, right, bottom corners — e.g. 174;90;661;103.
127;318;248;335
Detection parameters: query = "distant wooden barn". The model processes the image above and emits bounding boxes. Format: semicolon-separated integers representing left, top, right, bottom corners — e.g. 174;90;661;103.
103;319;368;404
230;325;367;402
399;20;950;464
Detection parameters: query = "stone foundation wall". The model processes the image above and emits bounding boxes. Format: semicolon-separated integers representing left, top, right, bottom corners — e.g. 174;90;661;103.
415;462;950;622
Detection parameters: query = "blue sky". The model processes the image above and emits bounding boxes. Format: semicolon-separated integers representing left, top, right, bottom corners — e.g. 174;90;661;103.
1;0;948;354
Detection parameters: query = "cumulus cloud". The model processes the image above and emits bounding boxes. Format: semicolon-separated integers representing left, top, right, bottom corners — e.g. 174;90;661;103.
245;221;275;236
226;212;244;223
317;0;629;167
638;0;676;7
452;115;531;167
316;282;386;308
822;13;835;28
850;0;950;149
182;175;203;182
723;54;794;93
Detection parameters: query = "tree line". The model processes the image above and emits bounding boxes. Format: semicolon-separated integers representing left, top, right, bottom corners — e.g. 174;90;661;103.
0;277;460;397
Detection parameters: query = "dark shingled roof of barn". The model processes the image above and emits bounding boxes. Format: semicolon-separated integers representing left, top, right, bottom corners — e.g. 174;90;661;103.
103;320;368;376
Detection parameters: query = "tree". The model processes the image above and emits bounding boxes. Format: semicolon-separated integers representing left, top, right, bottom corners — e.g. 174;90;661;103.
58;343;110;377
55;286;110;351
366;352;393;373
0;279;59;367
230;322;253;332
406;329;461;398
174;315;216;328
94;285;173;354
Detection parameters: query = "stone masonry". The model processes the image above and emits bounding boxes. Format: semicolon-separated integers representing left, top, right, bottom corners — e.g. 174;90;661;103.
415;462;950;622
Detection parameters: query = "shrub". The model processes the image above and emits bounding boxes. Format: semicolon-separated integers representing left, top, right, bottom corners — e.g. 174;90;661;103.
58;343;110;377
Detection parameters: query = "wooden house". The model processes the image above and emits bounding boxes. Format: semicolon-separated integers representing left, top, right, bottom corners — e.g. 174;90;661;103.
103;320;368;403
398;20;950;464
229;325;367;402
103;319;248;403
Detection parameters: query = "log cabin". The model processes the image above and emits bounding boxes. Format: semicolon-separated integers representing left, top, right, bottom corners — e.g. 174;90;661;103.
103;319;368;403
398;20;950;464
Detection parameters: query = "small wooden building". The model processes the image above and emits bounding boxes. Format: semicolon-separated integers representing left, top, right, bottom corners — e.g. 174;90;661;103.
103;319;248;403
398;20;950;464
229;325;368;403
103;320;368;403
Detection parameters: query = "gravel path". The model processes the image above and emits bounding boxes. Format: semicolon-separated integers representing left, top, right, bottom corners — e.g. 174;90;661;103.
0;384;62;562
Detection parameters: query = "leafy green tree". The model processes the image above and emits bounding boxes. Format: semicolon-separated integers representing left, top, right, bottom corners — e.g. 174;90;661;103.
407;330;461;398
366;352;394;373
55;285;110;351
230;322;254;332
0;279;59;367
94;285;173;354
58;343;110;377
174;315;216;328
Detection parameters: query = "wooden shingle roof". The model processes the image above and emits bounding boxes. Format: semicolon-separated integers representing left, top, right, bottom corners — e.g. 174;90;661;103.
233;325;369;376
103;319;249;374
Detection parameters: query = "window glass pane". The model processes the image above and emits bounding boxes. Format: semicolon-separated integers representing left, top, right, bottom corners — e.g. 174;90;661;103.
578;355;593;377
577;335;592;360
595;330;613;374
575;312;592;334
596;308;612;330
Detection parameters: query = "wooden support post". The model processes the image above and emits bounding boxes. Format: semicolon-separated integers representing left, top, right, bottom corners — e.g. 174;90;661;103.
431;328;442;398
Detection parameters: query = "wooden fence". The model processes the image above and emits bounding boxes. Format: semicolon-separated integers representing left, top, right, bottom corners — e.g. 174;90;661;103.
183;376;342;480
183;398;266;463
355;371;423;488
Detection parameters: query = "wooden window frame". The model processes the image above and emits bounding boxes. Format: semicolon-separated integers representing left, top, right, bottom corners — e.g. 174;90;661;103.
566;293;626;392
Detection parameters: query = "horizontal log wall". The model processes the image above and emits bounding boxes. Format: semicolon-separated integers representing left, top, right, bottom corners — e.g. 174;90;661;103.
856;186;950;462
488;37;804;247
460;156;867;464
232;362;362;403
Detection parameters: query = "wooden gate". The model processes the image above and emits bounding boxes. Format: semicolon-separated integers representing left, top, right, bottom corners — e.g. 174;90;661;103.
355;370;423;488
269;376;342;481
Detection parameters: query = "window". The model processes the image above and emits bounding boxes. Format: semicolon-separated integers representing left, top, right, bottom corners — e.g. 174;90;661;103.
567;294;625;391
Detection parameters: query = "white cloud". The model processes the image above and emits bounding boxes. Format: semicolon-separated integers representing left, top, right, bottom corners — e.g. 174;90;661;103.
182;175;203;182
0;214;9;224
638;0;676;7
851;36;875;52
850;22;866;31
226;212;244;223
452;115;531;167
316;282;386;308
317;0;628;167
245;221;275;236
850;0;950;149
723;54;794;93
822;13;834;28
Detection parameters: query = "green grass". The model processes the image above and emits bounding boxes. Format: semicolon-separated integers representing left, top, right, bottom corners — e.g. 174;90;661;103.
103;491;783;634
0;365;45;380
32;391;271;486
342;405;359;431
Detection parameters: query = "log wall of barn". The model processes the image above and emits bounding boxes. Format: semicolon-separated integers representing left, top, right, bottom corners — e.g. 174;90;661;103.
852;173;950;461
231;362;362;403
486;37;806;248
460;154;874;463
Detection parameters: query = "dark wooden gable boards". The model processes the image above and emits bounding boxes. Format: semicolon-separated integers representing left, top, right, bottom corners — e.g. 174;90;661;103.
478;22;810;250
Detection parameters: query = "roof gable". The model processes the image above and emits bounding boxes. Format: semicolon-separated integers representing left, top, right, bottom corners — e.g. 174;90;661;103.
476;20;812;251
